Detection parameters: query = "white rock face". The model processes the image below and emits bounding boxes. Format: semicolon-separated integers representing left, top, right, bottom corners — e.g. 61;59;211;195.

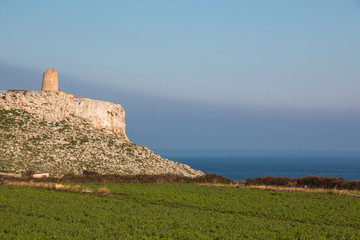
0;90;204;177
0;91;128;140
73;98;127;139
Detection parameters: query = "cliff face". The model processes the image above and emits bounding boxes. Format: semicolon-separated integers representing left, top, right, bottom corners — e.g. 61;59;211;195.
0;91;128;140
0;90;203;177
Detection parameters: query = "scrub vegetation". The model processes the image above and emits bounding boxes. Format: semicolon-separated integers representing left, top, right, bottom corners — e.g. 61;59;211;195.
0;103;201;177
246;175;360;190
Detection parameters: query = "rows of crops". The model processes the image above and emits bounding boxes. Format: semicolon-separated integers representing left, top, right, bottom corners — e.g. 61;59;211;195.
0;183;359;239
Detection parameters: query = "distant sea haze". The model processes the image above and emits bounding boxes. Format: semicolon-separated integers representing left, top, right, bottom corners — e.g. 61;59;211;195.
156;150;360;181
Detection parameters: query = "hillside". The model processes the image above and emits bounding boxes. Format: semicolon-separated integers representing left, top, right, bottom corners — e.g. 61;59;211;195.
0;90;203;177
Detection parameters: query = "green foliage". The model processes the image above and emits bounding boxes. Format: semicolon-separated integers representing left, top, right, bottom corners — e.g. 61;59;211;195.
7;90;28;93
0;183;359;239
0;108;27;130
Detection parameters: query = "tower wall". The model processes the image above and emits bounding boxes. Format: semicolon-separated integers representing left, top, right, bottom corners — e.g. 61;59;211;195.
42;68;59;91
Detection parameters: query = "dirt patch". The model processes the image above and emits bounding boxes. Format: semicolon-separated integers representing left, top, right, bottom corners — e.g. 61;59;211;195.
2;180;126;198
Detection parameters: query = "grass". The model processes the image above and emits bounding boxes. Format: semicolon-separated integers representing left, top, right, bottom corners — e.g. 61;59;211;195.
199;183;360;198
0;182;359;239
3;180;94;194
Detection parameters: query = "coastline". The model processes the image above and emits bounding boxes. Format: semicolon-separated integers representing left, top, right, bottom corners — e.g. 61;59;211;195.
156;149;360;181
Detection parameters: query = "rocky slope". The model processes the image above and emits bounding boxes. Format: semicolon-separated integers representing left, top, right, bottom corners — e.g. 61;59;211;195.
0;90;203;177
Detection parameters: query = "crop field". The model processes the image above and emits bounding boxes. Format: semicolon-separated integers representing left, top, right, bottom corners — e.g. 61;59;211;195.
0;183;359;239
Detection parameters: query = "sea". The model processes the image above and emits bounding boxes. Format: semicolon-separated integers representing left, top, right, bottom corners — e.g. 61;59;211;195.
155;149;360;181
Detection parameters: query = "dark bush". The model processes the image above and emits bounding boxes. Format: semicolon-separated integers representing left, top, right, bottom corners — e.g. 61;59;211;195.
82;170;100;175
343;181;360;190
245;176;295;187
22;170;34;178
23;173;233;184
191;174;235;184
57;173;186;184
245;175;360;190
5;172;359;190
296;176;345;189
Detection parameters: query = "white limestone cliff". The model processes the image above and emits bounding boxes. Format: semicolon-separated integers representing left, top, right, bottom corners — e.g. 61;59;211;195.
0;91;128;141
0;90;204;177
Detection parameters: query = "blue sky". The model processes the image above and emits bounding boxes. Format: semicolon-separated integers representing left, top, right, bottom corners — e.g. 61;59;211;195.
1;1;360;151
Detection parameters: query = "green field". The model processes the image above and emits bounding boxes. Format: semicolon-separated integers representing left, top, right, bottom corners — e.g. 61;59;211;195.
0;183;359;239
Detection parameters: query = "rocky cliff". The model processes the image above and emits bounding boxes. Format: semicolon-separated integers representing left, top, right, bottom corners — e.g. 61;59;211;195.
0;90;203;177
0;91;128;140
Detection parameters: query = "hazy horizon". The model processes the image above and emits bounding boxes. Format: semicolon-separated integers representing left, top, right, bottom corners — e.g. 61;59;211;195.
1;1;360;151
1;63;359;152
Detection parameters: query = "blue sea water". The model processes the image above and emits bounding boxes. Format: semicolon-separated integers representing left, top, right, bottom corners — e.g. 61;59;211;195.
155;149;360;181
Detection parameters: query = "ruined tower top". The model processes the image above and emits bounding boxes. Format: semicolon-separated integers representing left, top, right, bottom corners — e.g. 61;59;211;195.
41;68;59;91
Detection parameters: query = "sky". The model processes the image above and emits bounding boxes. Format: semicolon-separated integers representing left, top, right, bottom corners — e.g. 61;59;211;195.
1;1;360;151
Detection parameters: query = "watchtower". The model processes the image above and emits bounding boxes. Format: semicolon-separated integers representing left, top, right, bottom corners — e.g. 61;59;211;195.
41;68;59;91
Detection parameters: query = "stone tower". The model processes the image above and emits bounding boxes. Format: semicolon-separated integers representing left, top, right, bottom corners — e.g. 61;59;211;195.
41;68;59;91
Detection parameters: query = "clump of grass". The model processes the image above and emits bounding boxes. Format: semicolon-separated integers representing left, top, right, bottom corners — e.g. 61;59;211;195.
96;187;111;195
81;187;94;193
4;180;94;194
243;185;360;198
198;183;360;198
71;185;82;192
54;184;70;191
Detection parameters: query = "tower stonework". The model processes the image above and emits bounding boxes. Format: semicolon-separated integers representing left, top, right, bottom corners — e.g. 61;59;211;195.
42;68;59;91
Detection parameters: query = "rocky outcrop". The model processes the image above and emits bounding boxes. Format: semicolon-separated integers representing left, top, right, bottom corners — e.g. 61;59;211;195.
0;90;128;140
0;90;203;177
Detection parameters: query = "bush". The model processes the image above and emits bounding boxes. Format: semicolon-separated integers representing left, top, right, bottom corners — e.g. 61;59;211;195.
22;170;34;178
296;176;344;189
41;173;234;184
191;174;235;184
245;176;360;190
82;170;100;175
245;176;295;187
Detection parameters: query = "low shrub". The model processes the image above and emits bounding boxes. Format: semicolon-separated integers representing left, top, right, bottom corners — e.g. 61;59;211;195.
82;170;100;176
191;174;235;184
246;176;295;187
245;176;360;190
60;173;188;183
22;170;34;178
4;173;235;184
